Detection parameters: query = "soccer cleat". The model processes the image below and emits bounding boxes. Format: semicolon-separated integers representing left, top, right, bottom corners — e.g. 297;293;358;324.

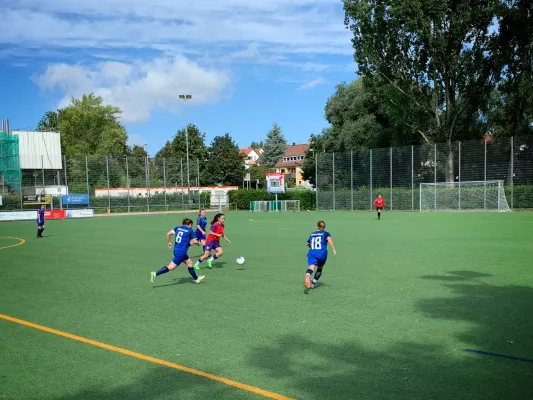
150;272;156;283
311;281;316;288
305;274;311;288
195;275;205;283
206;258;213;269
193;263;200;271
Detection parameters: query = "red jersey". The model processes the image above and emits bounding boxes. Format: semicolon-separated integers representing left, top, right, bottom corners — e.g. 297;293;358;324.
206;222;224;243
373;197;385;208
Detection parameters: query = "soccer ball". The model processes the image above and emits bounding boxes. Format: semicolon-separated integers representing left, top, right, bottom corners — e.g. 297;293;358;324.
236;256;245;265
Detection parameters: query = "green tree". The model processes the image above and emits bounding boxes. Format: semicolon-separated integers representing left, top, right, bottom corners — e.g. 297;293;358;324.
37;111;61;131
260;123;288;168
248;164;269;188
343;0;499;181
203;133;245;186
155;124;208;186
250;141;264;148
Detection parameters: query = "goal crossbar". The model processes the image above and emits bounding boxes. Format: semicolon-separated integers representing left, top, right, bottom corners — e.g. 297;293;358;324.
420;180;511;212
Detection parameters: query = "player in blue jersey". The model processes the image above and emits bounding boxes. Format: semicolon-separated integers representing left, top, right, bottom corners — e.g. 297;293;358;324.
150;218;205;284
305;220;337;288
194;209;208;252
36;205;45;238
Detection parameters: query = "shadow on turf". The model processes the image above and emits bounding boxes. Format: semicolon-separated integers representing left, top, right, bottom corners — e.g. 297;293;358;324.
54;366;253;400
247;271;533;400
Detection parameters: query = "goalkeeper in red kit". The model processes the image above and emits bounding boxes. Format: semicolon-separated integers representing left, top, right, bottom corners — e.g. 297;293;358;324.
373;195;385;220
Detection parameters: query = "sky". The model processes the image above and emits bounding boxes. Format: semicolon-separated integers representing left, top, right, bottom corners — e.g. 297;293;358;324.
0;0;357;156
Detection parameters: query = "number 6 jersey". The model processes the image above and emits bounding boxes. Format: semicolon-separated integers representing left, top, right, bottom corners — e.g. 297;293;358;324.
174;225;194;254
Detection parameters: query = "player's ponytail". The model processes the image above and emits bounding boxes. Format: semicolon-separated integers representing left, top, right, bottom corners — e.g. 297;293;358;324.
211;213;224;225
317;220;326;230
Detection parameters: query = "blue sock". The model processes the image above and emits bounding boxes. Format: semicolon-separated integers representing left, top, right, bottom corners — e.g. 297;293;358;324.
212;254;218;260
188;267;198;280
314;271;322;281
156;266;169;276
306;268;313;275
37;228;40;236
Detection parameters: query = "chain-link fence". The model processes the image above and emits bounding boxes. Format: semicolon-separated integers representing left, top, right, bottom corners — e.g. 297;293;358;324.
0;156;218;212
315;135;533;211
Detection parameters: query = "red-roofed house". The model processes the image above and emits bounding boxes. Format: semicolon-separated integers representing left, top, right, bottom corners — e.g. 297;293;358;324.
240;148;263;169
274;142;310;188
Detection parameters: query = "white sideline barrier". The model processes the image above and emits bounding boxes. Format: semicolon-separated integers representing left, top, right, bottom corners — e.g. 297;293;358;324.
0;211;36;221
66;209;94;218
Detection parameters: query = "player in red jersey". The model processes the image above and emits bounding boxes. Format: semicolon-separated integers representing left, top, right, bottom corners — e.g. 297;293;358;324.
193;213;230;269
373;195;386;220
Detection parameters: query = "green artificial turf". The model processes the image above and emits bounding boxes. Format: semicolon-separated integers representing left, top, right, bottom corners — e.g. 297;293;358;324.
1;211;532;399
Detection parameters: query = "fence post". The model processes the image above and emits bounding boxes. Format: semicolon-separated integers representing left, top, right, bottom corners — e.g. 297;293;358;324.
315;152;318;211
64;155;68;197
434;143;437;211
106;156;111;214
145;156;150;212
458;141;461;211
484;139;487;210
197;158;201;208
180;158;184;209
163;158;168;211
350;150;353;211
390;147;392;210
511;136;514;209
369;149;373;210
332;153;335;211
85;156;90;208
125;156;130;213
411;145;414;211
19;164;23;210
41;155;45;188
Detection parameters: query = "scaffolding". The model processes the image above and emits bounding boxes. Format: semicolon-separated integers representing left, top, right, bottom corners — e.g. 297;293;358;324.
0;119;22;194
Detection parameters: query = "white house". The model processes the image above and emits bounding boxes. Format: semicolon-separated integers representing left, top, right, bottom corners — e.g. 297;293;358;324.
239;148;263;169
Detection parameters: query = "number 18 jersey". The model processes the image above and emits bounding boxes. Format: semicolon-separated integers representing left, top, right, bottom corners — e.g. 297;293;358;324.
173;225;194;254
307;230;331;260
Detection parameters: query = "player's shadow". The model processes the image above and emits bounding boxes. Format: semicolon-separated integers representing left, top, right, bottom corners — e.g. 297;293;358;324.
420;270;492;282
152;277;195;288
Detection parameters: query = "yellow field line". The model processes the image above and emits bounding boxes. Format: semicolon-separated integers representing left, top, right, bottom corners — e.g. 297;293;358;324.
0;237;26;250
0;313;295;400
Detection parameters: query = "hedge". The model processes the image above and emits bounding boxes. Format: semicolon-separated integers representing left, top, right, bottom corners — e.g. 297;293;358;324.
228;189;315;210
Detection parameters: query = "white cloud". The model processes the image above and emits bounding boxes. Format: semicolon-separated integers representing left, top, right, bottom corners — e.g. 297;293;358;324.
299;78;327;90
0;0;351;57
32;55;230;124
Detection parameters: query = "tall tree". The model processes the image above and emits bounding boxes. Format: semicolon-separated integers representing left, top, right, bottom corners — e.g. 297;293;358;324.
203;133;245;186
155;124;208;186
250;141;264;148
37;111;61;131
343;0;500;181
260;123;288;168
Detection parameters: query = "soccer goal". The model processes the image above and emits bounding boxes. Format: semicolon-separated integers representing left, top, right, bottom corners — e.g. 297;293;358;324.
420;180;511;212
249;200;300;212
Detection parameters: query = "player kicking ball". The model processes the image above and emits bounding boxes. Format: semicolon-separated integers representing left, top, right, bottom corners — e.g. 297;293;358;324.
150;218;205;284
305;220;337;289
373;194;386;220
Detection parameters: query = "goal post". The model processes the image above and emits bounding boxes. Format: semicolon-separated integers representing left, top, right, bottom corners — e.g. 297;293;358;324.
249;200;300;212
420;180;511;212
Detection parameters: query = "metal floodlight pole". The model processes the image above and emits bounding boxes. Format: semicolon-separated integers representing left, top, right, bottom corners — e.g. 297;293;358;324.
179;94;192;193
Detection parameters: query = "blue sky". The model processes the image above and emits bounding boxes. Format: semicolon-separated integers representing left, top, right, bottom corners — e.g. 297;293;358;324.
0;0;357;155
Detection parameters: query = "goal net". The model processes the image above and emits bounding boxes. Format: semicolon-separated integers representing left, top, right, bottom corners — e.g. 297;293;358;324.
420;180;511;212
249;200;300;212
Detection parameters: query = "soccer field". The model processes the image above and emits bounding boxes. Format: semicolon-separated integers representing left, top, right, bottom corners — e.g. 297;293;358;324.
1;211;532;400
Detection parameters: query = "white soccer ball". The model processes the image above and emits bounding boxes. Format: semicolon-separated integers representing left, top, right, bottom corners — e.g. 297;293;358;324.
236;256;245;265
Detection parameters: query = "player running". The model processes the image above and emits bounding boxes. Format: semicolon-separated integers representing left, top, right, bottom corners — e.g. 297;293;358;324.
195;209;208;252
305;220;337;289
373;194;386;220
36;205;45;238
194;213;230;269
150;218;205;284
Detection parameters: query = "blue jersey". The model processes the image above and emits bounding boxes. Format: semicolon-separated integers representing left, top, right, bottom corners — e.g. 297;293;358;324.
196;216;207;232
307;230;331;259
37;209;45;222
173;225;194;254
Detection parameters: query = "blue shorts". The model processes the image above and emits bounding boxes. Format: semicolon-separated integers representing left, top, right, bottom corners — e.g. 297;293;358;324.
172;253;190;265
195;230;206;241
205;241;220;251
307;255;327;268
36;219;44;226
